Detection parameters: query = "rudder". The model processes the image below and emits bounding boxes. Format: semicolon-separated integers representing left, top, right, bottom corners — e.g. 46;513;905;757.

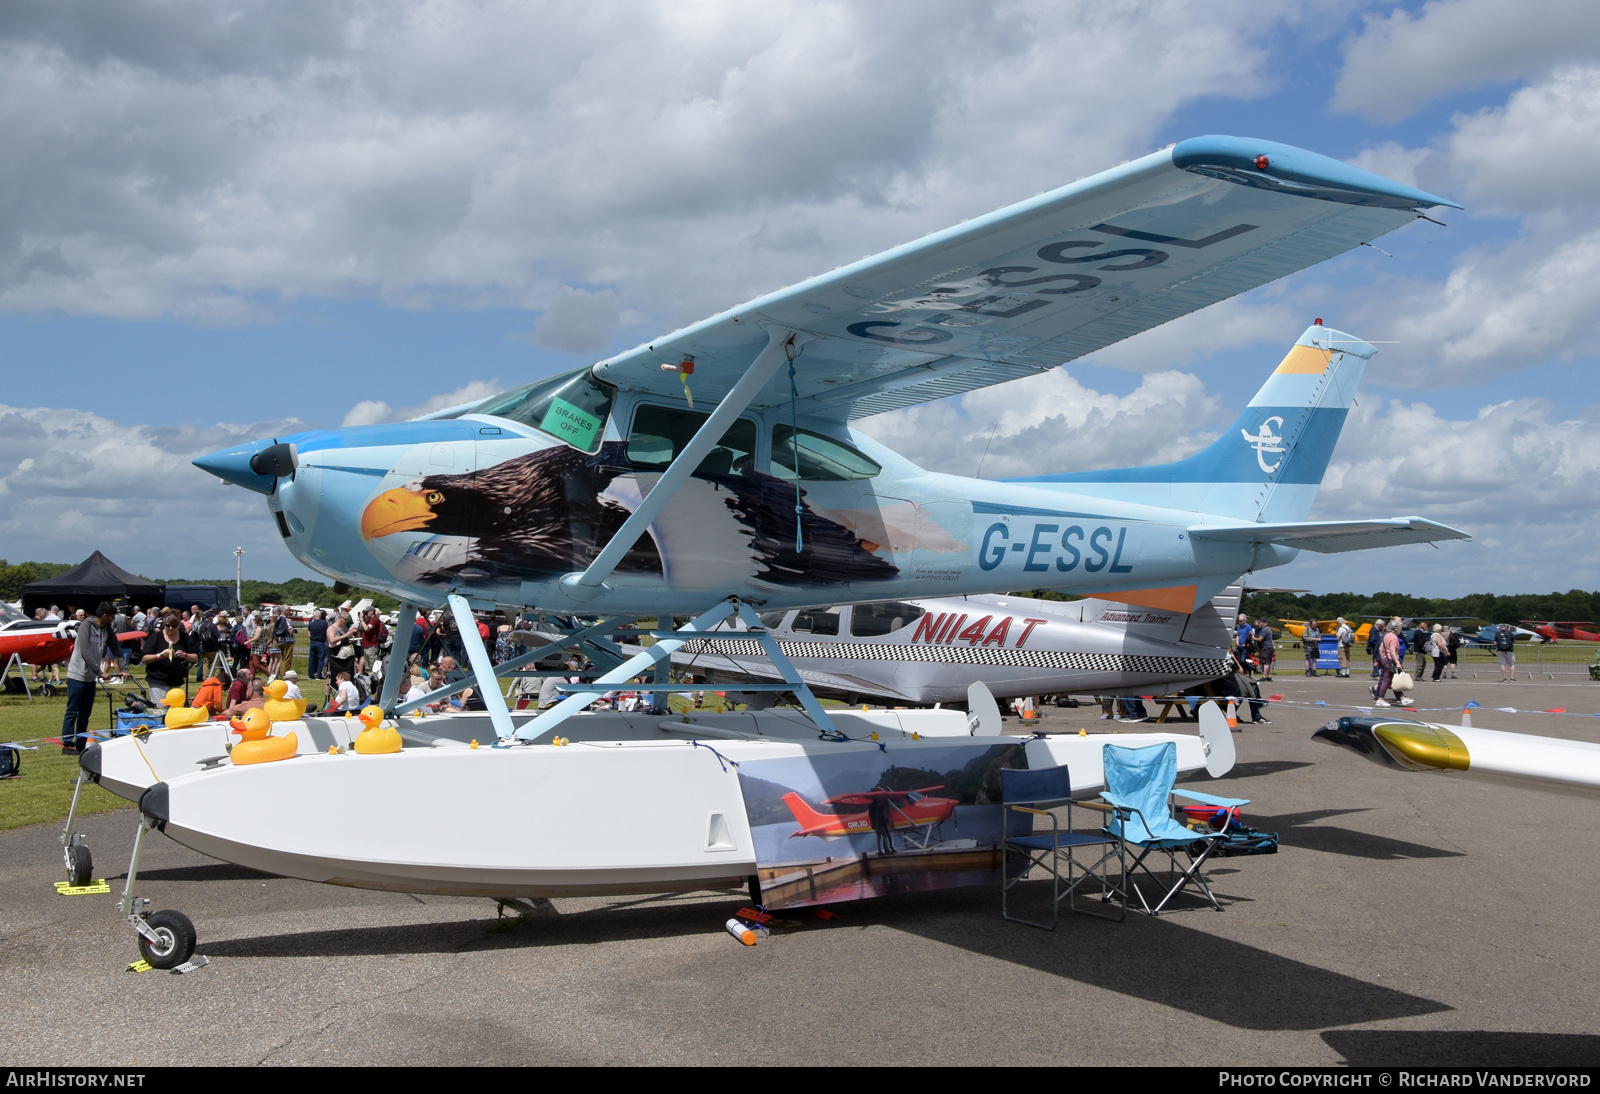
1007;323;1373;522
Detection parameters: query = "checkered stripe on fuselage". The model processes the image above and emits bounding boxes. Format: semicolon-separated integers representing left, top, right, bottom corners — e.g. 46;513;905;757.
676;637;1227;676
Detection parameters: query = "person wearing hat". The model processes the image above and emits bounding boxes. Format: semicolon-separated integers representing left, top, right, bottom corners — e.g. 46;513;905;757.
1335;617;1354;678
281;669;303;702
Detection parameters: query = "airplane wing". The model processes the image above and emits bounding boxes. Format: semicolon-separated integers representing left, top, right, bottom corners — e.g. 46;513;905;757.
1521;621;1599;628
594;136;1457;420
1188;516;1470;554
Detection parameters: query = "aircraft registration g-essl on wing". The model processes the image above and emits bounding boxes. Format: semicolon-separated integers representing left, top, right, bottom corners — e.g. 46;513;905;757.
670;584;1242;705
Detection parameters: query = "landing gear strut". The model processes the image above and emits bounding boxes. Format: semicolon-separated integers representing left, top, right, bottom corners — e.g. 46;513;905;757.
61;772;91;886
118;813;196;970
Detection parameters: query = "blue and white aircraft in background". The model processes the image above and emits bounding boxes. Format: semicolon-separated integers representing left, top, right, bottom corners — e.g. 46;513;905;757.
191;135;1469;740
72;136;1482;967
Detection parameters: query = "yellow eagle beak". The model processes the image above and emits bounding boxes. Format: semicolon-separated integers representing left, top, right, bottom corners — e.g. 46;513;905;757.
362;487;437;540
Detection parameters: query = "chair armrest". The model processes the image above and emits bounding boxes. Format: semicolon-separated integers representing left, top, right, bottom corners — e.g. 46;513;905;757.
1172;788;1250;808
1100;791;1138;812
1008;805;1052;817
1075;800;1116;814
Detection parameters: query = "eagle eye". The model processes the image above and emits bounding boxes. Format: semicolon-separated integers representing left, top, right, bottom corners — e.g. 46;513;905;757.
425;490;444;505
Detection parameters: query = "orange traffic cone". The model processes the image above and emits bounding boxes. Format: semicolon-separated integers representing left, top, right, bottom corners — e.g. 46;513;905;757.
1225;698;1238;729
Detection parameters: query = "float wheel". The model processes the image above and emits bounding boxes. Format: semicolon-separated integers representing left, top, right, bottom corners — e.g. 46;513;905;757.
138;910;196;970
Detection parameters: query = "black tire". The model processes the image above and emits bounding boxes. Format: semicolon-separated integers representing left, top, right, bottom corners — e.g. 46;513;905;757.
40;683;56;698
138;910;196;970
67;843;93;887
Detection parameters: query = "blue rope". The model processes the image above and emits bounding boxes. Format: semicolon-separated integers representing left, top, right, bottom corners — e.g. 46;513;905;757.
690;739;740;771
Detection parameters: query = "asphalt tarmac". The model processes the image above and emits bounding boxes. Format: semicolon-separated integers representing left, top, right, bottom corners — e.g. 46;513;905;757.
5;673;1599;1067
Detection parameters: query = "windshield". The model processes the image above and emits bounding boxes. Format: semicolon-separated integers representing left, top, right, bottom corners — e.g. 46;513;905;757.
469;368;615;454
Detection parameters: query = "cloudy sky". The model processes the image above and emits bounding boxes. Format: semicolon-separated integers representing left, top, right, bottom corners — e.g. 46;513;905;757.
1;0;1596;595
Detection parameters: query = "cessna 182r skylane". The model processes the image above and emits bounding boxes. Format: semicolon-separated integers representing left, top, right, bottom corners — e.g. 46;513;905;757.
82;136;1472;967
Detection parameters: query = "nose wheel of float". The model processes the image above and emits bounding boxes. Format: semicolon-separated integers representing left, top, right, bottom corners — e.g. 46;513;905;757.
137;909;197;970
117;813;197;970
64;837;93;888
60;773;93;888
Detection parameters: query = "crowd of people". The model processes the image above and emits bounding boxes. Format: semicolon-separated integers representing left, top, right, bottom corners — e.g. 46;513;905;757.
1231;613;1526;708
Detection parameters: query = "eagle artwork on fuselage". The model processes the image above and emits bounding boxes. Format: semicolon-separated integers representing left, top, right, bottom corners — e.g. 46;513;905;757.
359;440;900;588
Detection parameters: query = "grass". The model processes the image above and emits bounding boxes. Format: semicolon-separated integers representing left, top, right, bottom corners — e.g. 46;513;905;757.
0;650;336;833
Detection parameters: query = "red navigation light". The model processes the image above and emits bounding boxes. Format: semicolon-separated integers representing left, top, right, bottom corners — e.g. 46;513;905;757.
1254;154;1270;170
1315;317;1323;325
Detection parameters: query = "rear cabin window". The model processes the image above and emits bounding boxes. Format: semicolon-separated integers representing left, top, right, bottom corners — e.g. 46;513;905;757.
790;607;841;636
850;601;926;637
472;369;615;454
627;405;758;476
770;425;881;481
758;611;790;630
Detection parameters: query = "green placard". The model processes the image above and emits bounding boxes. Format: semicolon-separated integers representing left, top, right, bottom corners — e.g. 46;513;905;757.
540;397;601;451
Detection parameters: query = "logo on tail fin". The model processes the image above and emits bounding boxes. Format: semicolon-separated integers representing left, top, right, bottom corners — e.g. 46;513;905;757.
1241;416;1286;473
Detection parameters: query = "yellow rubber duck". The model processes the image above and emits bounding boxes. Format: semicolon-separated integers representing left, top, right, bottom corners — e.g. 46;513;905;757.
230;707;273;741
262;679;307;723
352;704;402;755
230;709;297;765
162;688;208;729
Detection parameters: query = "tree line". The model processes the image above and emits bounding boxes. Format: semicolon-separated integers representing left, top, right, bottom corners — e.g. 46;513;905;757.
1240;589;1600;626
0;559;398;611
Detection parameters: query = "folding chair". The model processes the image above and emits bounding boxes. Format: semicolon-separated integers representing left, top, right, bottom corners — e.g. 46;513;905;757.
1098;742;1249;916
1000;765;1125;929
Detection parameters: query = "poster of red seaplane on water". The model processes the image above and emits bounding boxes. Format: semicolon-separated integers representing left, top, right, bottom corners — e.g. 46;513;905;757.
737;741;1026;909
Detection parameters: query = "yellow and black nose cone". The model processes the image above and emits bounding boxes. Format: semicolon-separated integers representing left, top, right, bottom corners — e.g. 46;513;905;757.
1313;717;1471;772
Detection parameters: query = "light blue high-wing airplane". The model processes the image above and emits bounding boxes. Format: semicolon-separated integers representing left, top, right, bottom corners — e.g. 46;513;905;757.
194;136;1469;742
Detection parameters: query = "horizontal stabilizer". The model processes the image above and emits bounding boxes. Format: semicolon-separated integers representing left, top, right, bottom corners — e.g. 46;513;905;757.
1188;517;1470;554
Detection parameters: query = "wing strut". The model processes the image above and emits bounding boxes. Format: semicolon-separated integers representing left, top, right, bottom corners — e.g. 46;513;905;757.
564;325;796;596
388;614;639;717
449;594;516;740
376;602;418;712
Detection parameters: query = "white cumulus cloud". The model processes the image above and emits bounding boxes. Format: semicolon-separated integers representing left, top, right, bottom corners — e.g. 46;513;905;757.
1334;0;1600;122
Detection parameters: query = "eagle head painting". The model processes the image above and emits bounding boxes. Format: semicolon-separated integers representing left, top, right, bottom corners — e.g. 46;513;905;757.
360;440;898;590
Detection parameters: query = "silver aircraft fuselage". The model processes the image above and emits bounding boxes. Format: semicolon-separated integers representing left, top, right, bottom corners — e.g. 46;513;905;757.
669;586;1237;705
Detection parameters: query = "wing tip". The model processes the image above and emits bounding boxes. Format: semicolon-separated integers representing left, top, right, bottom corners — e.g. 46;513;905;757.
1171;135;1462;211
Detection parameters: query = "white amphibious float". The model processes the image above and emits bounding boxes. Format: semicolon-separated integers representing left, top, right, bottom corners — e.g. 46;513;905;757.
83;690;1234;899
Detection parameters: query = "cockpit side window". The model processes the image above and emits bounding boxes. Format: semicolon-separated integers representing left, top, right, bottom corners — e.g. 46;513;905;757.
470;368;614;454
850;601;925;637
770;425;881;481
627;405;758;476
790;607;841;636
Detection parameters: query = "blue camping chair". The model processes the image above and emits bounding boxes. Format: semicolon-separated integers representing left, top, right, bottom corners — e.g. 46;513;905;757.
1099;742;1249;916
1000;765;1125;929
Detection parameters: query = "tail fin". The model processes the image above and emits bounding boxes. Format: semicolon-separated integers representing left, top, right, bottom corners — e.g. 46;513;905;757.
1007;323;1373;522
781;791;833;835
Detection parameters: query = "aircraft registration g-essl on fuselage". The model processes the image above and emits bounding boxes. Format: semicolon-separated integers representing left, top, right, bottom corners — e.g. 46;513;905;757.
195;136;1469;638
669;586;1240;705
